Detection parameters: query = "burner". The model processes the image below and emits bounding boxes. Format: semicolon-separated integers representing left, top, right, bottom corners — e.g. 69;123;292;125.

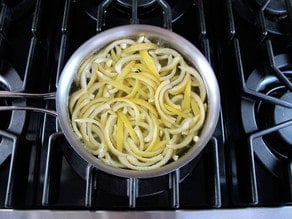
94;159;198;197
4;0;35;22
241;54;292;176
274;92;292;145
255;0;287;16
0;84;11;131
232;0;290;36
2;0;24;7
256;85;292;159
116;0;156;8
60;136;200;197
0;61;26;166
83;0;192;27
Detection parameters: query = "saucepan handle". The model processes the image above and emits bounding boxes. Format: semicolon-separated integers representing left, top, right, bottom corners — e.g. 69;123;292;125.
0;91;58;116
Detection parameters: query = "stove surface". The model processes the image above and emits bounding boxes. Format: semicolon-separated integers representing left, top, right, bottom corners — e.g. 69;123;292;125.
0;0;291;213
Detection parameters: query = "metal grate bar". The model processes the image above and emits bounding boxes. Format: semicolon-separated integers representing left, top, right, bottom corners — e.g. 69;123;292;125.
234;39;292;108
289;161;292;201
255;0;270;41
61;0;72;33
197;0;210;62
201;38;211;64
249;120;292;204
157;0;172;30
247;137;259;205
127;178;138;208
243;90;292;108
31;0;42;37
42;132;63;206
85;166;95;208
0;4;8;39
249;120;292;177
95;0;172;31
1;130;18;207
265;40;292;90
169;169;180;208
96;0;113;32
225;0;236;40
231;38;259;205
197;0;207;39
286;0;292;35
130;0;139;24
0;4;7;58
22;37;38;90
0;129;15;166
56;35;69;89
249;120;292;140
211;137;222;208
56;0;72;88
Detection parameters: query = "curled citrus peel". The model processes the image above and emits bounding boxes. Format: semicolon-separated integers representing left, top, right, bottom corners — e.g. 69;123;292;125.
69;36;207;170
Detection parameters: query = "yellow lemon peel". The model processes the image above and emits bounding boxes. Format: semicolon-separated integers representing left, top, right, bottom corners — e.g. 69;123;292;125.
69;36;207;170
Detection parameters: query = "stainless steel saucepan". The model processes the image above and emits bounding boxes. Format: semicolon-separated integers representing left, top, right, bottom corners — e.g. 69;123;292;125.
0;24;220;178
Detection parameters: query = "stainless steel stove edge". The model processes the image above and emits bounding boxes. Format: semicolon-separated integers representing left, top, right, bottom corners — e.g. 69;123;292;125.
0;207;292;219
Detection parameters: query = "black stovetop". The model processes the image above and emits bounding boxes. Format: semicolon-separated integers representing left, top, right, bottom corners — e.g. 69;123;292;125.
0;0;291;210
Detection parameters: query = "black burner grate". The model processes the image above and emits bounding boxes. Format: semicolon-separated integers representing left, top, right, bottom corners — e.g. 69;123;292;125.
39;0;224;209
232;0;292;37
218;0;292;206
0;0;291;212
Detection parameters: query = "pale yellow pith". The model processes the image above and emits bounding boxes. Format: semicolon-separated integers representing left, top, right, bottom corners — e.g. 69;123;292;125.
69;36;207;170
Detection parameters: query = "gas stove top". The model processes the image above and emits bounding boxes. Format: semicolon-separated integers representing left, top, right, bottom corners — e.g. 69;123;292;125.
0;0;291;216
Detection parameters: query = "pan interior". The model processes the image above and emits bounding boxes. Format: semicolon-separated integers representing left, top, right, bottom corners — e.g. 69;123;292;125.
56;24;220;178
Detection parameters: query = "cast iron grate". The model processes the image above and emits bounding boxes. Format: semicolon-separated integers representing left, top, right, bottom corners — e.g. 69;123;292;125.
219;0;292;206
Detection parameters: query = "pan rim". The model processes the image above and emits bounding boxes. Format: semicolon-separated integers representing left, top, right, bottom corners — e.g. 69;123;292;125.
56;24;220;178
